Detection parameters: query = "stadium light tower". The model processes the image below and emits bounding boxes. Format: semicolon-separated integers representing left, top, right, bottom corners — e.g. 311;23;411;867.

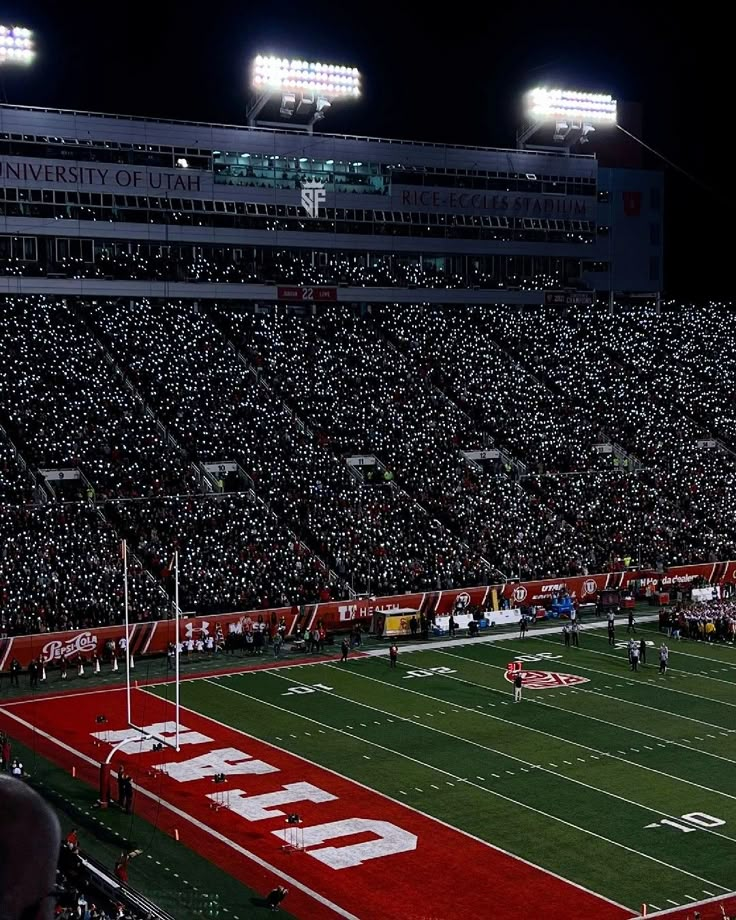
246;55;361;133
517;87;617;150
0;25;35;65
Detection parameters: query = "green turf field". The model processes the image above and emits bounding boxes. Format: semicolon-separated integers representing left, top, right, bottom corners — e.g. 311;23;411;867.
148;621;736;915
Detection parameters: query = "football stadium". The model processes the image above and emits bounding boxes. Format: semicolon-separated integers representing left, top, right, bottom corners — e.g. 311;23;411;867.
0;16;734;920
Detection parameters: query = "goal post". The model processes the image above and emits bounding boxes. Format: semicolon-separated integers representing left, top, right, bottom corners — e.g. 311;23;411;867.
121;540;182;749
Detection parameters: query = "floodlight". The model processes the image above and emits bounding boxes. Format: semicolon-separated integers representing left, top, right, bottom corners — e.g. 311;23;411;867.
0;25;35;64
252;55;361;99
525;87;617;124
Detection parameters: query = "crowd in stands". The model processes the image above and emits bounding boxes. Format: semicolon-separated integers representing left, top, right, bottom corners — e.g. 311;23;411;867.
56;840;153;920
87;299;483;597
3;296;736;637
221;303;588;578
110;493;333;613
1;247;568;291
0;430;34;503
0;299;196;499
0;503;168;636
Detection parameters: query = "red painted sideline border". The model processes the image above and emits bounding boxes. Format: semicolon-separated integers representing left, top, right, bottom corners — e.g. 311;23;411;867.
3;559;734;670
1;687;634;920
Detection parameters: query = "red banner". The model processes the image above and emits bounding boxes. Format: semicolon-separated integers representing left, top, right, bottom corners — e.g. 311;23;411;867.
3;562;735;670
503;573;620;606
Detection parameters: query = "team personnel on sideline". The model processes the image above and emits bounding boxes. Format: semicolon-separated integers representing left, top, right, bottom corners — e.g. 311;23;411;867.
639;637;647;665
562;623;570;647
607;616;616;646
659;643;669;674
571;621;580;647
389;644;398;668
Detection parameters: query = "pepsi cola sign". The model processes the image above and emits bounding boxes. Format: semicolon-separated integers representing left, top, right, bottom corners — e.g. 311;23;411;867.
41;631;98;663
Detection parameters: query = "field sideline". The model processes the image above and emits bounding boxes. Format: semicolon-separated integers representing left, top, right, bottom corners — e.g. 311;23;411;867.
2;619;736;918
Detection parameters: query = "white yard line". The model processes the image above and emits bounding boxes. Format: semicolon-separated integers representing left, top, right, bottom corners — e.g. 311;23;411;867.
139;688;637;916
445;640;736;732
332;651;736;805
436;648;736;771
528;634;736;694
205;676;729;891
582;630;736;683
263;668;736;847
0;707;360;920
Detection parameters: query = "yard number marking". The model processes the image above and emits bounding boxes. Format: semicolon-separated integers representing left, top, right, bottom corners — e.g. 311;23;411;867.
403;667;457;680
282;683;334;697
645;812;725;832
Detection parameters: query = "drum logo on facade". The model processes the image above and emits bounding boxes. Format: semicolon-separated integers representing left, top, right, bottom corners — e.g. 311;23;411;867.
512;585;528;604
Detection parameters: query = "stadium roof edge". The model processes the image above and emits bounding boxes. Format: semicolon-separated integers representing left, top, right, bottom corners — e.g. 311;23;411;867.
0;102;595;160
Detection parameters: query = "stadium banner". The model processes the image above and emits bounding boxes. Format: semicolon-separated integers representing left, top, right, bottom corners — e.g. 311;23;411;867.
3;608;300;670
633;561;726;590
504;573;616;606
4;562;736;670
434;586;490;615
310;593;428;631
318;586;495;634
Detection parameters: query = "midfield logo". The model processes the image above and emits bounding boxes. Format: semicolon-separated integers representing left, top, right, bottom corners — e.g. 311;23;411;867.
503;670;590;690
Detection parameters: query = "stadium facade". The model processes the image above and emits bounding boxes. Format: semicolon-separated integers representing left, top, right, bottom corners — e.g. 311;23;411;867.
0;104;663;305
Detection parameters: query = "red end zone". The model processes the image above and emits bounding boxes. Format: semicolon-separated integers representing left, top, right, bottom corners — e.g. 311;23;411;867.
0;688;634;920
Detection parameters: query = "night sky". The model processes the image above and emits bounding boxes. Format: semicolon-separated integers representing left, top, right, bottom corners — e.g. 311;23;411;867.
0;1;724;297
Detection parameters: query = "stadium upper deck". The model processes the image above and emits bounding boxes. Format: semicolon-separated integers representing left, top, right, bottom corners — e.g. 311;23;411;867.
0;104;662;303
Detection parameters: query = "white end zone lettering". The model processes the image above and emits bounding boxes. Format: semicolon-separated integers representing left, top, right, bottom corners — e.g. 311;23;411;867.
161;747;279;782
91;721;213;754
227;781;337;821
272;818;418;869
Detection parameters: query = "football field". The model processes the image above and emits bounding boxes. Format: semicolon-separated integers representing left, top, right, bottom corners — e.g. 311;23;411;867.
3;622;736;919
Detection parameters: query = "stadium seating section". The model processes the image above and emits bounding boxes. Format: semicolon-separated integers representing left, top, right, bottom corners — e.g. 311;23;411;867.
1;297;734;636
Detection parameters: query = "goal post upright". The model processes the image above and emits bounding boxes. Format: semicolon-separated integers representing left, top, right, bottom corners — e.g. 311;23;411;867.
121;540;182;754
123;538;132;726
174;548;181;752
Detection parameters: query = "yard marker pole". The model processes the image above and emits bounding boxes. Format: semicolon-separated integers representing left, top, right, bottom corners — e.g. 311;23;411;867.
123;539;131;726
175;549;180;751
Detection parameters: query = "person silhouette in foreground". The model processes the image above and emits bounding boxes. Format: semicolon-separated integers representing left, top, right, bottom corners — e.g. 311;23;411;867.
0;774;61;920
